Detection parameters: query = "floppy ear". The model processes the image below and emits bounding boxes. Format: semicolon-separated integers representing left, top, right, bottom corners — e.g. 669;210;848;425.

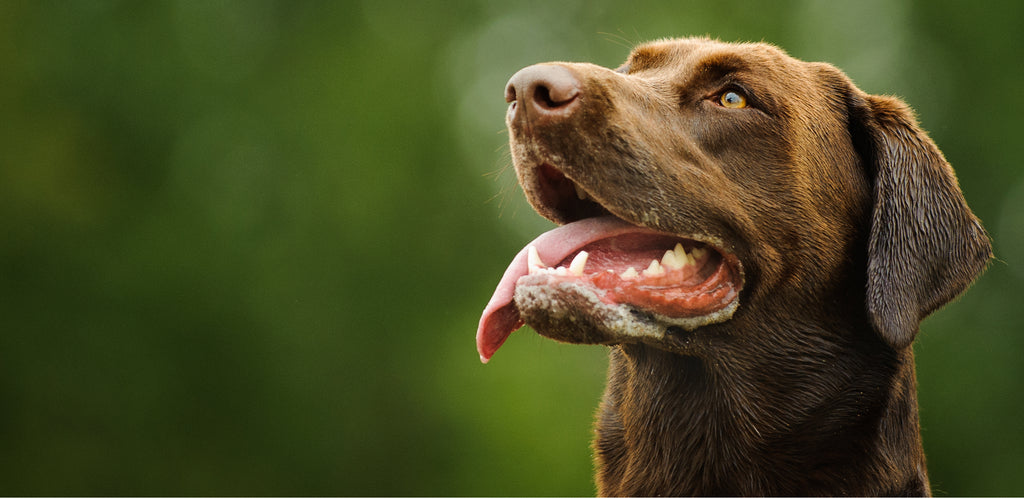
851;94;991;349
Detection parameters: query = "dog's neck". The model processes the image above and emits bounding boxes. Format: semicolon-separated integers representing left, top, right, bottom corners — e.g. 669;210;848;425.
593;323;930;496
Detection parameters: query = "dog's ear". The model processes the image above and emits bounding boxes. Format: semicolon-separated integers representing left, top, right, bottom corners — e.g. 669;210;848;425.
848;93;991;349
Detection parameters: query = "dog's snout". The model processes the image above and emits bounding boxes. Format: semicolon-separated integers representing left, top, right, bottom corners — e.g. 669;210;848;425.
505;64;580;121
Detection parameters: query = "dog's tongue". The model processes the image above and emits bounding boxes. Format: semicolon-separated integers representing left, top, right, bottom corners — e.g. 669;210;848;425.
476;216;655;363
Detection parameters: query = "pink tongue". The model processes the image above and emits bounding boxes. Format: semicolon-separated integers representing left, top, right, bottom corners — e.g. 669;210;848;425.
476;216;662;363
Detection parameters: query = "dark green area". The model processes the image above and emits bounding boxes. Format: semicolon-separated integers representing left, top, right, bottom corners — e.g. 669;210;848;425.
1;0;1021;495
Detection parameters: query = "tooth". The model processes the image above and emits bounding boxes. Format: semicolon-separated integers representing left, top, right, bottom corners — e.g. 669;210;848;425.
569;251;589;276
528;245;546;274
662;249;682;270
691;247;707;262
673;243;689;267
642;259;664;277
574;183;588;200
679;244;697;266
620;267;638;280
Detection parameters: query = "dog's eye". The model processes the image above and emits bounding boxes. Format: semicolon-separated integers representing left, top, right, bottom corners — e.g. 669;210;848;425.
720;91;747;108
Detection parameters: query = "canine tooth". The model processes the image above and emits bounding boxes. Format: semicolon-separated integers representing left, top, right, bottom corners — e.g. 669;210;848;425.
643;259;665;277
662;249;682;270
574;183;588;200
569;251;589;276
528;245;546;274
620;267;638;280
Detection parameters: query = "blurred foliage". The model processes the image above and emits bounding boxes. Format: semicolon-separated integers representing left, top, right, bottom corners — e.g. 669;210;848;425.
0;0;1021;495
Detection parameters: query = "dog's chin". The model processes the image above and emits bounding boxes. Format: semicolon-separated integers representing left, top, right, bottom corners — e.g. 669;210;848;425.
515;277;740;350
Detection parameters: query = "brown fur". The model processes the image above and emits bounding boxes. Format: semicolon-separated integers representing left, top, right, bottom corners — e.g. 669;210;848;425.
501;38;990;496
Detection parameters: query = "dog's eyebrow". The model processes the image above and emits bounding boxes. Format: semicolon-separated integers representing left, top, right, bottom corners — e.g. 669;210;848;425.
627;46;669;72
692;53;750;85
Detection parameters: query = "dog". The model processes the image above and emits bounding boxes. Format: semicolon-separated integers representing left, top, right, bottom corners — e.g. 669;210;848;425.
476;37;990;496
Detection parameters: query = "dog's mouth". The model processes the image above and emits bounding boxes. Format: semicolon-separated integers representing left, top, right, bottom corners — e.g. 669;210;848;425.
477;164;744;362
532;163;612;221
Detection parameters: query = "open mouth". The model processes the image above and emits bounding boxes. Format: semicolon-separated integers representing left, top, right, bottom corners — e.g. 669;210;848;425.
477;164;743;362
533;163;610;222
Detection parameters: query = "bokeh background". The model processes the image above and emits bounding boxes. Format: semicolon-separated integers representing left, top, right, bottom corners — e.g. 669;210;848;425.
1;0;1021;495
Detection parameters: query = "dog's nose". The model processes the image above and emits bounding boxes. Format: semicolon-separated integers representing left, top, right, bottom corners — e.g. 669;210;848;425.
505;64;580;121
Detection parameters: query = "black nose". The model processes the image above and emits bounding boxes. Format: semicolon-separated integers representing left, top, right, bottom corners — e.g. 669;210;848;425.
505;64;580;121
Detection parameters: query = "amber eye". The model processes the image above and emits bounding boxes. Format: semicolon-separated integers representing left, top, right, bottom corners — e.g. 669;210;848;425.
720;91;747;108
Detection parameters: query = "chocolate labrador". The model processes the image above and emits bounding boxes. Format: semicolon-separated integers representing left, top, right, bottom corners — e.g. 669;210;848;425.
476;37;990;496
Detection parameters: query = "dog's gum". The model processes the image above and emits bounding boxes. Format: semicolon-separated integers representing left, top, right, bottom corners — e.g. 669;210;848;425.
517;249;738;320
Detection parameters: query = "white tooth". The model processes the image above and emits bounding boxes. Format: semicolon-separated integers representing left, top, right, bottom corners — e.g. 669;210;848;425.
691;247;707;262
662;249;682;270
642;259;665;277
574;183;588;200
528;245;546;274
554;266;569;275
673;243;689;267
569;251;589;276
620;267;638;280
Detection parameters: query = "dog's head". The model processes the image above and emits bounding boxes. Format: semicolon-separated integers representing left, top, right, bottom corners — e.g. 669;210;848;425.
477;37;990;361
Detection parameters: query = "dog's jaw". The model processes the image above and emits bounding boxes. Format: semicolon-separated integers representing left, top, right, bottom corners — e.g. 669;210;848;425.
514;277;741;346
475;214;744;362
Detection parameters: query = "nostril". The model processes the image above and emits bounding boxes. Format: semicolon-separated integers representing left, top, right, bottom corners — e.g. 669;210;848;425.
531;80;578;110
505;81;517;104
505;64;580;117
533;84;555;109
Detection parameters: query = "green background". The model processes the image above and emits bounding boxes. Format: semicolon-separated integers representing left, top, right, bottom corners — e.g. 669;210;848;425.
1;0;1021;495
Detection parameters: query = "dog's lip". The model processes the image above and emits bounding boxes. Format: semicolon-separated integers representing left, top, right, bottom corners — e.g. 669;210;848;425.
476;216;741;363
